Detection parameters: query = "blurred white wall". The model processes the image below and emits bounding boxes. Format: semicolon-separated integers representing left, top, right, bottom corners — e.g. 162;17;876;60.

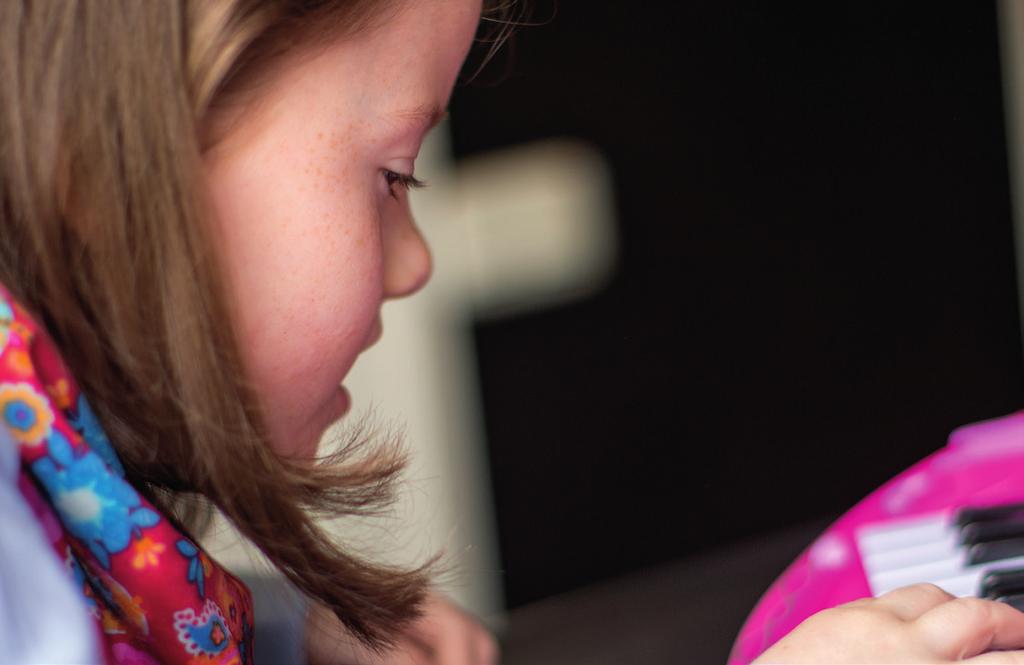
203;125;617;625
337;129;618;621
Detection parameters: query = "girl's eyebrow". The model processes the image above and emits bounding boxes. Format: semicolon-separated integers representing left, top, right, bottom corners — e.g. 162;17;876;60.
389;103;449;131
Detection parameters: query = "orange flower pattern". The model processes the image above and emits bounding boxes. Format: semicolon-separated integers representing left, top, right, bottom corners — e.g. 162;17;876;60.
132;536;167;570
46;377;73;410
5;348;31;377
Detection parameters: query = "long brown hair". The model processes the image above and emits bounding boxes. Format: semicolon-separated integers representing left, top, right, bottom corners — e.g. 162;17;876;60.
0;0;515;649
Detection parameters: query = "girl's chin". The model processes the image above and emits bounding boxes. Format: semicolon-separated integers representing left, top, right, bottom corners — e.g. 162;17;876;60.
313;385;352;448
275;386;352;459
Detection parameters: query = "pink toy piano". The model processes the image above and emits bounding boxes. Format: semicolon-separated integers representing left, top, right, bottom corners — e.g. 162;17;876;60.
730;411;1024;664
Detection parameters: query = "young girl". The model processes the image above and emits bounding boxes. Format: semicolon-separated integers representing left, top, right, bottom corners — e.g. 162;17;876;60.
1;1;498;663
3;2;1024;664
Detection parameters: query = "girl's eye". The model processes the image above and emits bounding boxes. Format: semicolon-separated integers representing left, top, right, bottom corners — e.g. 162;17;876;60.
382;169;427;200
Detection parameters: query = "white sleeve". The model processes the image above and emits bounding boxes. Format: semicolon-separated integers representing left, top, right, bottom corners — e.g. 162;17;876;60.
0;424;102;664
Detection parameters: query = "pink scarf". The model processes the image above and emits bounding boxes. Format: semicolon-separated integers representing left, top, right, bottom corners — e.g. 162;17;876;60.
0;285;254;665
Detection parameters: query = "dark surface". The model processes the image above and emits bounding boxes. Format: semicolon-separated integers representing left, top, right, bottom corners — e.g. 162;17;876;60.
500;518;830;665
451;2;1024;608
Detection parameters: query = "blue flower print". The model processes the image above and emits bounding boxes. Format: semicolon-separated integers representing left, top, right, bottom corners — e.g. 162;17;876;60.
0;296;12;323
32;430;160;568
0;295;11;355
67;394;125;477
176;539;206;599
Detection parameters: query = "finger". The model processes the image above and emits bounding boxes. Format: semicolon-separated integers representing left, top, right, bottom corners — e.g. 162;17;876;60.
915;597;1024;660
333;636;424;665
965;650;1024;664
384;644;428;665
873;583;955;621
405;600;480;665
403;629;438;662
394;637;436;665
473;629;499;665
424;618;475;665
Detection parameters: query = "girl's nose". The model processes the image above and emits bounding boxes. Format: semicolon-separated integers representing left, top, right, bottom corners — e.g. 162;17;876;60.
382;213;432;299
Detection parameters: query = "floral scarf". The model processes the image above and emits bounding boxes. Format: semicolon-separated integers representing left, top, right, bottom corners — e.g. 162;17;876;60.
0;285;254;665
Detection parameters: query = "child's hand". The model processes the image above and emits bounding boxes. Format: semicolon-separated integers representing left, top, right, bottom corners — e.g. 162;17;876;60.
306;592;499;665
754;583;1024;663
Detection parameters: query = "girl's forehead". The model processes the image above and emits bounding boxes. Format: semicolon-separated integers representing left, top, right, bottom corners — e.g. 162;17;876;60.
203;0;479;156
283;2;478;128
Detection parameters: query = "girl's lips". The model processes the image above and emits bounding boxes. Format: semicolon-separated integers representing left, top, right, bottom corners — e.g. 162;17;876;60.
331;318;381;428
334;384;351;418
363;317;383;350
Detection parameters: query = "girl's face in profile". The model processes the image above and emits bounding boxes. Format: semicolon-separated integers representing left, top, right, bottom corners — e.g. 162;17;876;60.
203;0;482;456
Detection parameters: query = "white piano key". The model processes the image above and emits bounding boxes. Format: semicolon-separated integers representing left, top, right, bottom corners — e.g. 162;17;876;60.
871;553;968;595
857;512;951;555
855;506;1024;602
870;554;1024;597
931;572;982;597
862;532;960;576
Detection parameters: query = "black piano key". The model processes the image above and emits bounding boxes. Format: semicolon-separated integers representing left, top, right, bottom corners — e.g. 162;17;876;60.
957;503;1024;528
996;594;1024;613
981;568;1024;599
968;538;1024;565
961;517;1024;546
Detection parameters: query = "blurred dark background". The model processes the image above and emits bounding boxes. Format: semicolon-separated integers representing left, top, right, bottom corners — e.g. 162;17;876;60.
449;0;1024;614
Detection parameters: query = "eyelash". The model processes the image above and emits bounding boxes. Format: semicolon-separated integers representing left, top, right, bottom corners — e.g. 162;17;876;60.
383;169;427;200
